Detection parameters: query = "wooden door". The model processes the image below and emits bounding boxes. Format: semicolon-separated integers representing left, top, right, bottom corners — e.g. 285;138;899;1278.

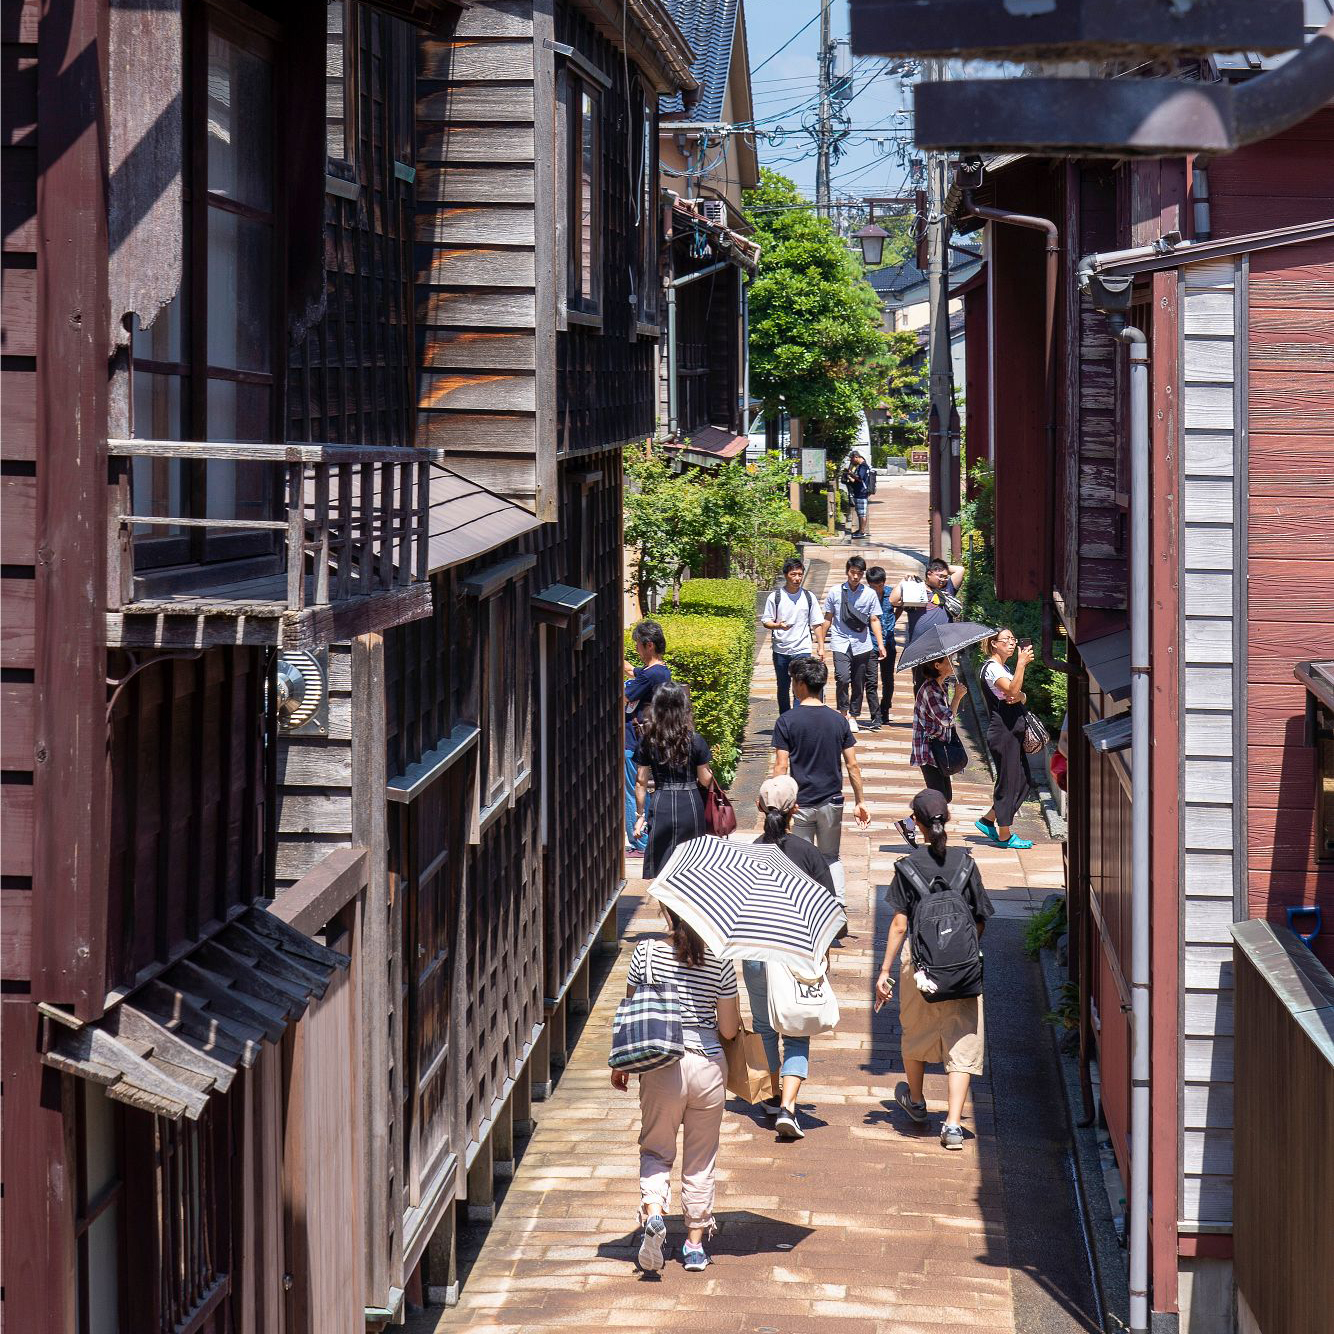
282;906;364;1334
398;768;467;1205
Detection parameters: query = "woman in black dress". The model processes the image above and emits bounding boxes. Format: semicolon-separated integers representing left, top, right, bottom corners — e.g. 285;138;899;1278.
631;684;714;876
975;628;1035;850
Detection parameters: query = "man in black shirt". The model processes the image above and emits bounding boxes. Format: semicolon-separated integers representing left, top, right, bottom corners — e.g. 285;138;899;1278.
771;657;869;907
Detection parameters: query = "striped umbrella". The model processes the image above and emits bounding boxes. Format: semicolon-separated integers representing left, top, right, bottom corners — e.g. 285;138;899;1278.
646;836;847;974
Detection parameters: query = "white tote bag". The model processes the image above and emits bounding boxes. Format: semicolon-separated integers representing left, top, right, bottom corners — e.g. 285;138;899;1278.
766;961;840;1038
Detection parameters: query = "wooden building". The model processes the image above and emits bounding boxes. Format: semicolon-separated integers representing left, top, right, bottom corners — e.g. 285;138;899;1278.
655;0;760;467
0;0;696;1328
954;98;1334;1330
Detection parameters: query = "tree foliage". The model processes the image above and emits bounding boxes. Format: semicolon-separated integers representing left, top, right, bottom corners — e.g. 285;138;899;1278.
624;445;819;605
743;169;896;453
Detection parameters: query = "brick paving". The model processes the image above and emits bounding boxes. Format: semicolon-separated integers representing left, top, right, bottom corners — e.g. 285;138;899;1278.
414;477;1070;1333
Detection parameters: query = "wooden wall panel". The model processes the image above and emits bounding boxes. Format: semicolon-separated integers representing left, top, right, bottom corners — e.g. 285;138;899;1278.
415;1;556;519
1209;110;1334;241
1246;237;1334;969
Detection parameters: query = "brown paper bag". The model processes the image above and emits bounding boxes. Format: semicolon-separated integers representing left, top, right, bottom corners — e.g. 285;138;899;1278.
722;1022;771;1104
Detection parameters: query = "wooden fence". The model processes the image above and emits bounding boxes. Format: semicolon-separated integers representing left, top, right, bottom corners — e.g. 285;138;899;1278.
1232;918;1334;1334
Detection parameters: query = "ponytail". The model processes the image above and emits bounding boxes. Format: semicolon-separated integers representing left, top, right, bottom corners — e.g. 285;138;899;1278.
924;815;948;859
761;805;790;843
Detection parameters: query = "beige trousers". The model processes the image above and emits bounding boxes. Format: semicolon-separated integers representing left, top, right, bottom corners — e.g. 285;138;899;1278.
637;1049;727;1230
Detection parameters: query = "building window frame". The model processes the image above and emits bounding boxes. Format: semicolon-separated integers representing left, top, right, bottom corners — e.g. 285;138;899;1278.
564;74;602;322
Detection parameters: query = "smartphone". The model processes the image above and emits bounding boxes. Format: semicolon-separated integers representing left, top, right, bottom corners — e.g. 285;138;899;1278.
1018;638;1033;650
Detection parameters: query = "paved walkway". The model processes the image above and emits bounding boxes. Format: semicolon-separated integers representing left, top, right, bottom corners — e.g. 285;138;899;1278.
413;477;1094;1333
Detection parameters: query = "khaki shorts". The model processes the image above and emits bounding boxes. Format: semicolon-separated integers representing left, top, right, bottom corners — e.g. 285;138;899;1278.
897;942;985;1076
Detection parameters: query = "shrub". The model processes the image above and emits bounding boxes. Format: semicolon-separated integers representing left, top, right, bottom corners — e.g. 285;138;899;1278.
625;612;755;787
677;578;757;621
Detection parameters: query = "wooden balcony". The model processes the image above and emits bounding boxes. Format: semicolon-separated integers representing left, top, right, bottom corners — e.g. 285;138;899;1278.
107;440;437;649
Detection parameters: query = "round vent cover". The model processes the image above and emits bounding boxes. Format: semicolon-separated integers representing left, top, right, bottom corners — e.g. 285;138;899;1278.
275;650;324;731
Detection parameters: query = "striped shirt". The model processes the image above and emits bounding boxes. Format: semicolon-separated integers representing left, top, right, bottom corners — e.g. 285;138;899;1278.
628;940;737;1056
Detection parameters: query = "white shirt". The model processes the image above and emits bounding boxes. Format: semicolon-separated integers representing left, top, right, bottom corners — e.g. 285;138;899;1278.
764;586;822;656
823;582;882;655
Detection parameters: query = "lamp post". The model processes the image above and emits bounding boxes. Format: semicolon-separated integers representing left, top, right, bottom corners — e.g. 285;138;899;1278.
853;221;889;266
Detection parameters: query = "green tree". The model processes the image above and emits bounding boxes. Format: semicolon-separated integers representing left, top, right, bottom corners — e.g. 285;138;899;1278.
743;169;896;453
623;446;706;607
699;453;814;584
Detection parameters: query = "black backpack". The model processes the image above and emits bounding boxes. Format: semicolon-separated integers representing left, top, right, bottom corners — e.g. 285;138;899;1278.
897;855;984;1003
865;467;877;495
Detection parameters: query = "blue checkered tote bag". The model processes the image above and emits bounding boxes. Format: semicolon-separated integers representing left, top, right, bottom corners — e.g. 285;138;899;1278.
608;942;684;1073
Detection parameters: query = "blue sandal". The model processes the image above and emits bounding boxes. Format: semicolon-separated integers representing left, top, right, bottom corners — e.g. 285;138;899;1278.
974;817;998;840
998;833;1033;850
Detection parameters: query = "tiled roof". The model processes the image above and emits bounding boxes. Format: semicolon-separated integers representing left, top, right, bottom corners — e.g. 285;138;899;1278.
659;0;741;121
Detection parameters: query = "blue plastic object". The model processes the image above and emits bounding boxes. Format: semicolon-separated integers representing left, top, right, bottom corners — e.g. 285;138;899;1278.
1285;905;1322;949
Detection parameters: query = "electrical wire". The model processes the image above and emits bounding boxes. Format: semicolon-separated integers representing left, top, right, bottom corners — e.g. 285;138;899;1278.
750;11;821;77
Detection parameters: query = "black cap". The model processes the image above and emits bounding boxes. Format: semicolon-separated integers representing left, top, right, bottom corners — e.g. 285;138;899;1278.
910;788;950;825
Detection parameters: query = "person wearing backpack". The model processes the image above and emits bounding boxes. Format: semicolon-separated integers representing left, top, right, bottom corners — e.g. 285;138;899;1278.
610;911;741;1273
874;789;994;1150
841;449;875;539
821;555;886;734
762;557;825;716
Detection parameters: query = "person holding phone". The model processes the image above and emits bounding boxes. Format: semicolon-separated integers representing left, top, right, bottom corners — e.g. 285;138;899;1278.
975;629;1036;850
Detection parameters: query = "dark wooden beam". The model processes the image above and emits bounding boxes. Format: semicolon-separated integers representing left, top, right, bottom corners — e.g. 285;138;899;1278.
34;0;110;1019
265;846;370;936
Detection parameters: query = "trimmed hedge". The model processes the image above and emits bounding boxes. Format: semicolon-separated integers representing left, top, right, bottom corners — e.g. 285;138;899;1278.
626;612;755;787
676;577;757;621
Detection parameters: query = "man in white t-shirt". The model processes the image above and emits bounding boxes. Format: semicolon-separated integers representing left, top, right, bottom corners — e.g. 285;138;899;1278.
761;557;825;715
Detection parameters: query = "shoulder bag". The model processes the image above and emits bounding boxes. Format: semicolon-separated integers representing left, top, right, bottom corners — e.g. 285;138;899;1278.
1021;711;1050;755
766;960;840;1037
929;726;968;776
608;943;684;1072
704;780;737;837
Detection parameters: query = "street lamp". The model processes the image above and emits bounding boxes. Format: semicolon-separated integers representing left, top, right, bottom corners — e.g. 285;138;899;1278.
853;221;888;266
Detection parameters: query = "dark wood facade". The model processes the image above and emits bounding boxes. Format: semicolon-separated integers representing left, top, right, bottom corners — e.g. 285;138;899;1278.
2;0;691;1327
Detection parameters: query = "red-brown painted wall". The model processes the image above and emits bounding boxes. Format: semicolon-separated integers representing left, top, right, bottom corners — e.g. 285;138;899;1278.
1246;236;1334;970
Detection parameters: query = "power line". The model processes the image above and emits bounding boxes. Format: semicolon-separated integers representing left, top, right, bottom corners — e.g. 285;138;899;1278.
750;11;821;76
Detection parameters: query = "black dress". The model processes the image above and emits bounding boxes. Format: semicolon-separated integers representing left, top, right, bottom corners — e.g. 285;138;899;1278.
633;731;713;876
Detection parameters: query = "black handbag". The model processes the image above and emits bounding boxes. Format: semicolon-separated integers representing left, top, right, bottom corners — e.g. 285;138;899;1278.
929;727;968;776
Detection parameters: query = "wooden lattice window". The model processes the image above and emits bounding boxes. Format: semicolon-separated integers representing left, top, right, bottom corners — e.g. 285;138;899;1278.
326;0;355;168
565;78;602;318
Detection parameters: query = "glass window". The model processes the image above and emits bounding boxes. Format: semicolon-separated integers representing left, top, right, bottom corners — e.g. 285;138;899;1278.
566;78;601;315
326;0;354;164
206;209;273;375
206;32;274;211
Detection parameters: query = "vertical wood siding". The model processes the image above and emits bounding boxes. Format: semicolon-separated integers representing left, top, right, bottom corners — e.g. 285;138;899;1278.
1245;237;1334;970
1178;254;1244;1228
415;1;558;517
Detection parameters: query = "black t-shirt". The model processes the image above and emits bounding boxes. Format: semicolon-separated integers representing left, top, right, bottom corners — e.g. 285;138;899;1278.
772;704;855;808
886;845;994;923
633;731;712;785
753;832;836;895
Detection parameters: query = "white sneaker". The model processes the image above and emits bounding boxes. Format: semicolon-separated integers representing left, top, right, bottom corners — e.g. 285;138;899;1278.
847;716;860;734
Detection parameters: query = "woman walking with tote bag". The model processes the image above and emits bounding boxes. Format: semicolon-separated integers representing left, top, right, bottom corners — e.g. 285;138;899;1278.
742;775;836;1140
611;910;740;1273
975;629;1036;850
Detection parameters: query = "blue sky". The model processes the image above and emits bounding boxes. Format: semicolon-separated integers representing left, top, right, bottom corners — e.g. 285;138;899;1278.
744;0;918;210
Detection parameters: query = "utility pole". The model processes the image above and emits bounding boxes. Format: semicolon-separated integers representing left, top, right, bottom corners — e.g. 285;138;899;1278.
815;0;832;216
924;113;955;560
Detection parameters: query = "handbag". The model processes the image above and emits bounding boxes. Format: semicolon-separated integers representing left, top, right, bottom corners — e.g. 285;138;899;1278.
608;942;684;1073
766;960;840;1038
1021;711;1050;755
939;590;964;620
704;780;737;837
928;726;968;776
722;1020;771;1104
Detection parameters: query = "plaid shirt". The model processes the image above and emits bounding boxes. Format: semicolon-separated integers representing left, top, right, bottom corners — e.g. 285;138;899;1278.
911;677;955;767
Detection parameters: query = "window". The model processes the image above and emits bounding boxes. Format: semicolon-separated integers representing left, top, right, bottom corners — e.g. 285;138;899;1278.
565;78;601;316
128;4;283;569
1315;691;1334;863
75;1085;123;1334
474;575;533;835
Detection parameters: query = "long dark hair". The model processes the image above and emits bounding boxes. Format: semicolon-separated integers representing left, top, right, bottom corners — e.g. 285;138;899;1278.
665;909;706;967
641;682;694;770
760;806;791;843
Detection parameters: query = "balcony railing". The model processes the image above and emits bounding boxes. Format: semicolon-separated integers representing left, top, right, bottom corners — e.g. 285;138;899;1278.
107;440;438;648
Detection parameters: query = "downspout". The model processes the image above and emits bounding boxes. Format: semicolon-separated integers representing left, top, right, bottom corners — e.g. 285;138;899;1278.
665;257;739;439
959;188;1069;677
741;270;751;434
1115;314;1151;1334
